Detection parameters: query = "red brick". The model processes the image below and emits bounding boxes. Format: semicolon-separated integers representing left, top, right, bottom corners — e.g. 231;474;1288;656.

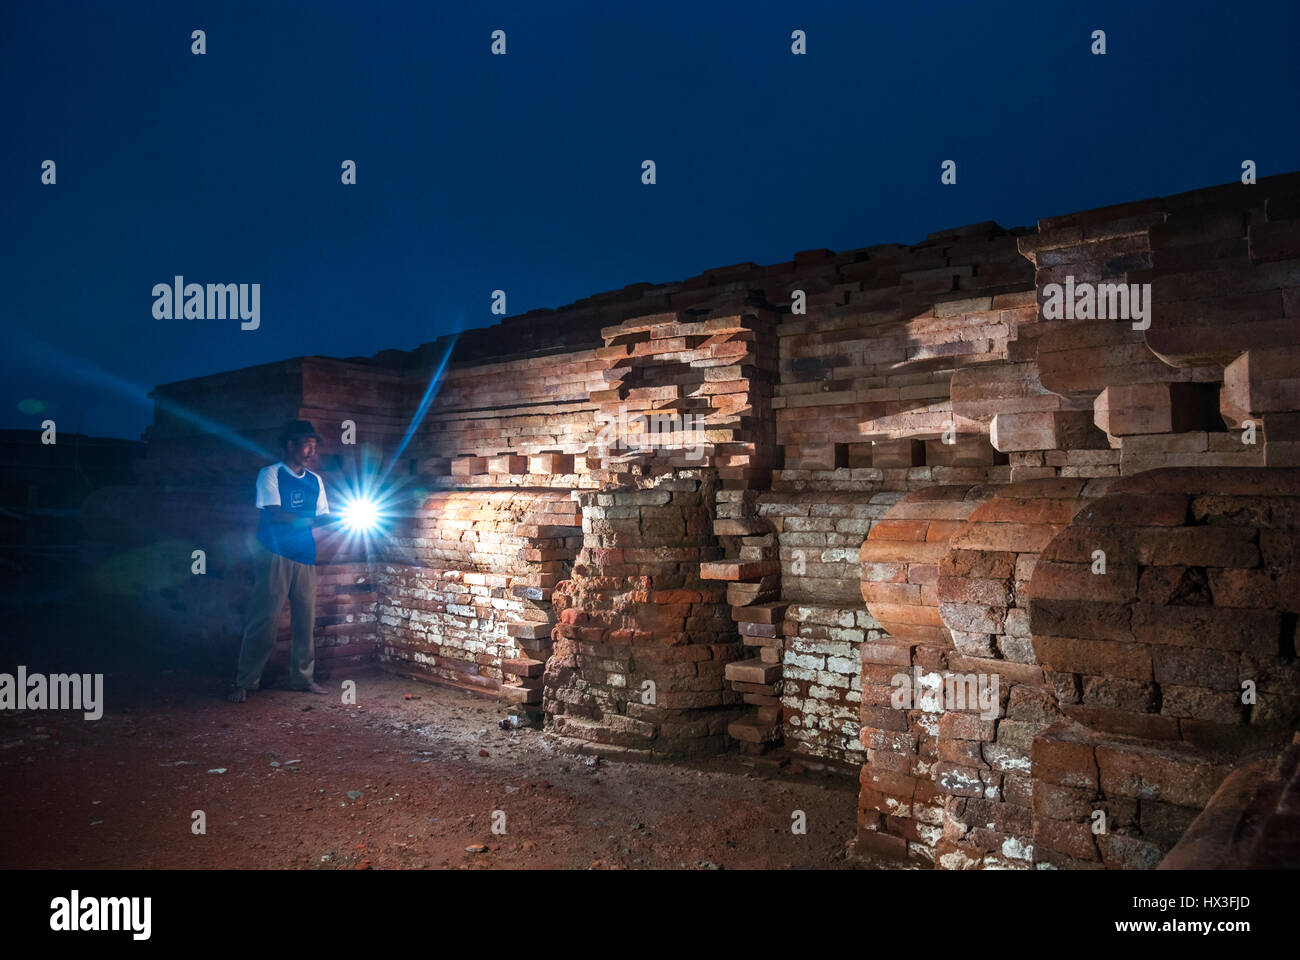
1095;744;1232;807
1032;732;1099;789
1060;705;1181;740
1032;817;1099;862
870;518;931;541
1135;526;1261;568
934;762;986;797
938;712;998;741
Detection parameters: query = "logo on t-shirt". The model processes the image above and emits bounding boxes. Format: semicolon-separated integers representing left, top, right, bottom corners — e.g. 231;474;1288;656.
289;489;306;509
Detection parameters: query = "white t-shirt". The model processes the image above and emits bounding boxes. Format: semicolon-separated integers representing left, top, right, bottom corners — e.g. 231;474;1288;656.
254;462;329;515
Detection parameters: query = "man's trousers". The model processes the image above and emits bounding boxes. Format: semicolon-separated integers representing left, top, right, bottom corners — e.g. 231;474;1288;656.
234;545;318;691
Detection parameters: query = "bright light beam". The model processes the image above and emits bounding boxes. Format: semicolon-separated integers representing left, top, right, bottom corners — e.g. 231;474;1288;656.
338;495;381;533
18;338;274;460
377;331;459;487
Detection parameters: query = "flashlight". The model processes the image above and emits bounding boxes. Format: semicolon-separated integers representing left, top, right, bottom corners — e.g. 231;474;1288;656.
339;496;381;533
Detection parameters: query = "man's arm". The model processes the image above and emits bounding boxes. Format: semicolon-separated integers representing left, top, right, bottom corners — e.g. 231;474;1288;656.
260;506;330;529
305;473;333;527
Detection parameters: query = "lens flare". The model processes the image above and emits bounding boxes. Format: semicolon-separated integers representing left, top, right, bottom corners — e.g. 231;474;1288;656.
339;496;381;533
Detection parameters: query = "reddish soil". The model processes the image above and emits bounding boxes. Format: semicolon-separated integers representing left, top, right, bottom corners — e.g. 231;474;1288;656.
1;661;874;870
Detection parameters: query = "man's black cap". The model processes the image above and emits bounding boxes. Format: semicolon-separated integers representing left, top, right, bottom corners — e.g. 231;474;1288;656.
279;419;325;447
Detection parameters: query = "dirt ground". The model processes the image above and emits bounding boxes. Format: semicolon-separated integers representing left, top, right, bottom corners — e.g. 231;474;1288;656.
0;658;874;870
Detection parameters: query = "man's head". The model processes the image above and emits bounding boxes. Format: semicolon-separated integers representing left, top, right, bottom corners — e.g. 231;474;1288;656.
278;420;324;468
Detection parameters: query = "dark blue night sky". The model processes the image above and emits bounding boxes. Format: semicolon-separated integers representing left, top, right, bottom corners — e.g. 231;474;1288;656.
3;0;1297;440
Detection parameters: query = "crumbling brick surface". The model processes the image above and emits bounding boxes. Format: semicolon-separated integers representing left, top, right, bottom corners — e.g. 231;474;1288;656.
544;474;744;757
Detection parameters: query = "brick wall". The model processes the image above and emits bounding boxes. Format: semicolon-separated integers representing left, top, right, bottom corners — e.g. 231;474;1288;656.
81;171;1300;868
374;489;579;699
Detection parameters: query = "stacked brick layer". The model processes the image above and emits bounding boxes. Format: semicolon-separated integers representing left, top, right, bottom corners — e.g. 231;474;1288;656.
543;474;745;757
375;489;578;697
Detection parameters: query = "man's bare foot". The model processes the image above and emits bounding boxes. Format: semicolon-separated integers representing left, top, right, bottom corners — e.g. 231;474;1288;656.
227;686;248;703
301;682;328;695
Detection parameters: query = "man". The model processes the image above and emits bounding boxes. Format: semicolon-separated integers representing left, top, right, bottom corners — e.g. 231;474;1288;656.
227;420;334;703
